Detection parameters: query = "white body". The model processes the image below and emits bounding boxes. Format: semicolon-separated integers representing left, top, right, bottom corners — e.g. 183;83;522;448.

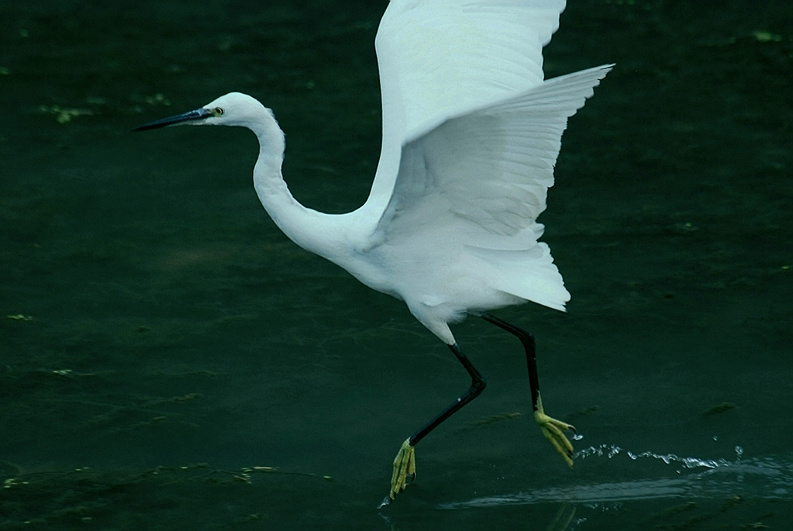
201;0;612;345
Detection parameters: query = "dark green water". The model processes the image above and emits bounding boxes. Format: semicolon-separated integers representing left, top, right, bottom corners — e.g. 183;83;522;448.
2;1;792;529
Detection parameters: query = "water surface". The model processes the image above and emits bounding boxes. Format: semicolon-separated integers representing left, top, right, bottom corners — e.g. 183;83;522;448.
2;1;792;529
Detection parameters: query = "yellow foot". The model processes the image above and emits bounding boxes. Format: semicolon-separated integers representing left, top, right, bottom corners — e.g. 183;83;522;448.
389;438;416;501
535;395;575;467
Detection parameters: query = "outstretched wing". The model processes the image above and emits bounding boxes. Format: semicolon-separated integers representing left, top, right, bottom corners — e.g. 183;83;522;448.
366;0;568;203
367;65;612;310
376;65;612;239
376;0;566;141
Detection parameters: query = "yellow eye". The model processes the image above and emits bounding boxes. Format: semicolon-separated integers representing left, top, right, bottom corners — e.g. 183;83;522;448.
212;107;224;116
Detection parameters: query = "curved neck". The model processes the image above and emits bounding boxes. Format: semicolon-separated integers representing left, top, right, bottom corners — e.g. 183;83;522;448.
249;108;344;258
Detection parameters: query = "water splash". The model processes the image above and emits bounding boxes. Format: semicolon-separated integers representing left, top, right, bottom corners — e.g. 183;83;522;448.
574;443;737;471
439;447;793;510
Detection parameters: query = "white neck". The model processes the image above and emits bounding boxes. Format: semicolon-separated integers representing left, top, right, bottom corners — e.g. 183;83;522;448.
248;106;347;260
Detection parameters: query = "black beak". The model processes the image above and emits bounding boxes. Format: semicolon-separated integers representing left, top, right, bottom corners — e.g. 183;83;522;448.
130;107;213;132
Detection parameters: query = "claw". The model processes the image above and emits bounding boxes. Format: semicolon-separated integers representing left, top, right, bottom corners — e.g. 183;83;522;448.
534;395;575;467
389;438;416;500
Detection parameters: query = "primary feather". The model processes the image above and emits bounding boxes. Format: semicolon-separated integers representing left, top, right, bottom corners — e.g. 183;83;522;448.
367;0;568;206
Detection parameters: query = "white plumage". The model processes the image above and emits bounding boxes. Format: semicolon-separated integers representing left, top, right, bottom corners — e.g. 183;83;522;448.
133;0;612;502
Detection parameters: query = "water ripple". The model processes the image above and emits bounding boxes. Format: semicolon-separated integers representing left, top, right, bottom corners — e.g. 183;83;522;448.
439;446;792;510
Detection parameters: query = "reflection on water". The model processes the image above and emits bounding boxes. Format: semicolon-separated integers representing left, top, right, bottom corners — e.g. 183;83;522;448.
440;449;792;529
442;447;792;509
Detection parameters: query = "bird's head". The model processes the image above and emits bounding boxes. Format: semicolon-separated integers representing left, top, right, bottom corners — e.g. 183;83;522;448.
131;92;268;132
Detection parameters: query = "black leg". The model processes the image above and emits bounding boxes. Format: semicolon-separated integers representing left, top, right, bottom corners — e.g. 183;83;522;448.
409;344;487;446
386;343;486;502
481;312;575;466
480;313;540;413
386;314;574;504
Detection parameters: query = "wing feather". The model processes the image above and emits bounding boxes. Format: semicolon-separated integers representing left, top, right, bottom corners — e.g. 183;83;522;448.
375;0;566;139
353;3;611;315
372;65;613;242
366;0;567;204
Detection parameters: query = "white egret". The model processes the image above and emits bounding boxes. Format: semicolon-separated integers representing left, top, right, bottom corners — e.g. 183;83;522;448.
132;0;611;503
